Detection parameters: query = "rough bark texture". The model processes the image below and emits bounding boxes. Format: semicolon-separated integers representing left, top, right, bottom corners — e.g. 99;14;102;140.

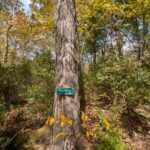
50;0;80;150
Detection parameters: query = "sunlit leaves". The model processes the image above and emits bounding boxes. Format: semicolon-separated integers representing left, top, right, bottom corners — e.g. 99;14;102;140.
103;119;110;129
31;0;54;32
56;132;67;139
45;117;55;125
49;117;55;125
81;111;88;122
46;113;73;128
57;112;73;127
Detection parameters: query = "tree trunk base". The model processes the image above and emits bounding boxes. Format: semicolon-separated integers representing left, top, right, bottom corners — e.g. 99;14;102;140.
48;136;89;150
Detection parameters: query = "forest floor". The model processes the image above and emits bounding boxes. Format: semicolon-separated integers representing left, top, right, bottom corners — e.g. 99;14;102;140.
0;102;150;150
85;102;150;150
0;104;46;149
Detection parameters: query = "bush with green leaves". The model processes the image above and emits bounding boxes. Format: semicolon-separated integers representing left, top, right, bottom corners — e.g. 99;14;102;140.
0;51;54;117
84;54;150;112
96;129;125;150
96;107;125;150
26;51;55;115
28;51;54;96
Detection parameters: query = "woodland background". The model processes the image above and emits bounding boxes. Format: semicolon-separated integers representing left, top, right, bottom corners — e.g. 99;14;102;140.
0;0;150;149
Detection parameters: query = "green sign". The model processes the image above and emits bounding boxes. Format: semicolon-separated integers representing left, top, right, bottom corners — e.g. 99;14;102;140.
56;88;75;95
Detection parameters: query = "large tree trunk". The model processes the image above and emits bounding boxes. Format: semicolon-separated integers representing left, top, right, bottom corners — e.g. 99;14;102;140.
50;0;80;150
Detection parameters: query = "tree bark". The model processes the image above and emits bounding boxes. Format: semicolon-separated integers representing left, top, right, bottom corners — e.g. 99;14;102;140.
92;43;96;64
2;25;13;66
116;30;123;57
50;0;80;150
135;17;143;61
2;0;17;66
141;14;147;61
93;49;96;64
102;39;107;56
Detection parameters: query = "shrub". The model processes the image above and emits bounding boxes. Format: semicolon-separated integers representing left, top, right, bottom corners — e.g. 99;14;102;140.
84;54;150;111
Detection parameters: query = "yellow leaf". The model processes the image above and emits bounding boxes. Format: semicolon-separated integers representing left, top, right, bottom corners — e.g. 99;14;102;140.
67;119;73;126
56;132;67;139
57;112;61;117
60;121;65;127
57;112;66;121
49;118;55;126
76;133;81;138
86;131;90;137
93;133;97;139
42;26;47;30
103;119;110;128
45;118;49;125
95;123;99;127
93;124;99;131
89;130;94;136
81;112;88;122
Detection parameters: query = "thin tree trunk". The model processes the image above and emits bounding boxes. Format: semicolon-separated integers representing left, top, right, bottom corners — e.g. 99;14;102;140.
2;25;13;66
102;39;107;56
116;30;123;57
50;0;80;150
92;43;96;64
135;18;142;61
141;14;147;61
93;49;96;64
2;0;17;66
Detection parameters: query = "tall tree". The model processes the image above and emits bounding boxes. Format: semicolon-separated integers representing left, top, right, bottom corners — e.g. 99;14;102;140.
51;0;80;150
1;0;21;66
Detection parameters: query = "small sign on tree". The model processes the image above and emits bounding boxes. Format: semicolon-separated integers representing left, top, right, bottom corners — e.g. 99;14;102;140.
56;88;75;96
